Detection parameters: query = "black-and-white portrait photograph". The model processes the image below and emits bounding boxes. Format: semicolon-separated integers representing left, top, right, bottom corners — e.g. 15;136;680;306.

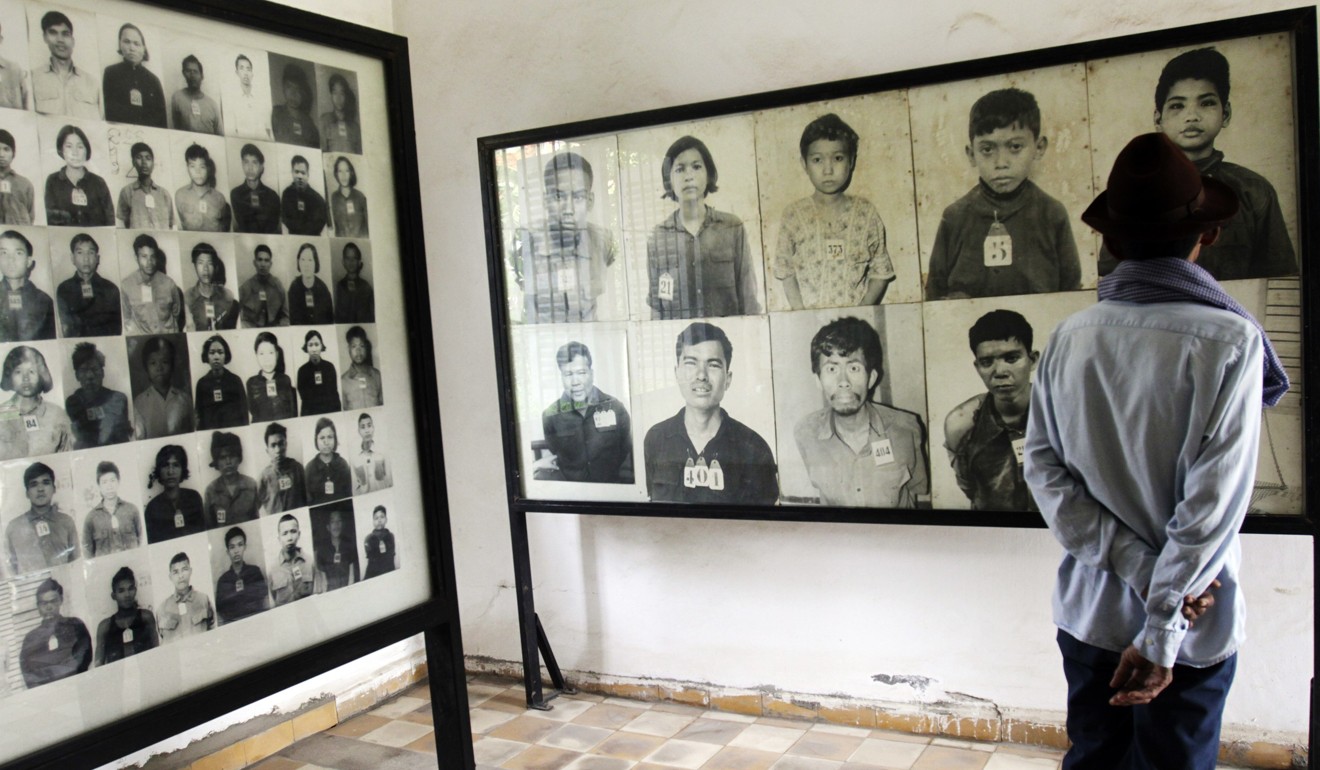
59;336;133;449
207;519;270;625
260;505;317;606
293;326;340;416
146;531;213;644
36;115;112;227
309;500;357;592
83;546;157;666
249;417;306;517
314;64;361;155
26;4;103;121
267;53;318;150
168;129;229;233
136;434;205;543
0;339;73;460
337;322;381;411
1;453;77;576
908;64;1097;301
630;315;777;505
1086;35;1299;282
189;333;247;430
50;228;122;338
195;428;259;528
496;136;628;324
105;125;176;230
11;565;94;689
125;331;192;439
0;110;45;226
232;233;294;328
324;152;368;239
618;116;766;322
770;304;928;508
349;409;391;495
114;229;183;335
328;237;372;323
754;93;921;310
158;35;225;137
922;292;1093;512
177;233;238;331
221;46;272;142
510;322;638;503
225;138;280;235
69;449;143;558
303;412;353;505
285;238;335;325
354;496;397;581
0;225;57;342
94;14;167;129
241;326;301;423
276;144;326;237
0;4;33;113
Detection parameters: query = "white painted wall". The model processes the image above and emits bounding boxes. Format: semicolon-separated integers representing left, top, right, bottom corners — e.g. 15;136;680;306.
399;0;1316;741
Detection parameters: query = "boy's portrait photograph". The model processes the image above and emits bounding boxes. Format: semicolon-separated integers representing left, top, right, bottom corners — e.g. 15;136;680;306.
921;291;1093;511
0;225;57;342
225;138;281;235
0;112;45;226
207;521;270;625
260;506;318;606
231;233;298;327
114;228;185;336
221;46;273;142
58;337;133;450
1;454;77;576
267;53;319;150
908;63;1097;301
497;135;628;324
509;322;640;503
354;497;398;580
753;93;921;310
0;4;32;113
69;450;143;558
276;143;327;237
250;416;306;517
124;332;193;440
328;238;373;324
83;547;157;667
167;128;230;226
176;233;238;332
1086;35;1299;282
146;532;214;644
11;565;94;690
337;322;382;411
50;229;123;339
617;116;767;322
768;304;928;508
158;36;227;137
105;126;177;231
350;409;391;496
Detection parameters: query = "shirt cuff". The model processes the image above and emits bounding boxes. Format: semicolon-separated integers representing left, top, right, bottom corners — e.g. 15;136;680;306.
1134;612;1189;668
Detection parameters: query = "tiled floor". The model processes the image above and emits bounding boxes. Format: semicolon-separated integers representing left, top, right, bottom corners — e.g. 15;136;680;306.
248;675;1254;770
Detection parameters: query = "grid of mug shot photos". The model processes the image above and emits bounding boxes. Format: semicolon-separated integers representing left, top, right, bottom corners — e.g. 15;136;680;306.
493;31;1305;517
0;0;415;722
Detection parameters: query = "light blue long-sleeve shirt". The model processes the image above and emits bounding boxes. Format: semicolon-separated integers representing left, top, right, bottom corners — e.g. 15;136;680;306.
1025;300;1262;668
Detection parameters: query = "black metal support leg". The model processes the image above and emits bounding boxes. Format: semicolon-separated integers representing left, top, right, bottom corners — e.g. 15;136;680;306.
426;622;475;770
536;614;577;695
509;511;549;709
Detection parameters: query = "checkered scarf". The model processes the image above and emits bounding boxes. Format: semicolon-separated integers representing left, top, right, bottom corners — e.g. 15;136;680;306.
1098;257;1290;407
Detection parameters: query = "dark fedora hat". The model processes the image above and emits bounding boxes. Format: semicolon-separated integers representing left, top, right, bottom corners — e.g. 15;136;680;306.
1081;133;1238;241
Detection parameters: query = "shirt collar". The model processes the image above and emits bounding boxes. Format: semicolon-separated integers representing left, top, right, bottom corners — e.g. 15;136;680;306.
45;57;81;76
815;403;886;442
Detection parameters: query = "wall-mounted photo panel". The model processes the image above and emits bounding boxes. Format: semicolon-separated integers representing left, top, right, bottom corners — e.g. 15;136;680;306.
495;135;628;324
509;321;639;503
618;115;767;322
908;63;1097;301
336;322;381;411
922;291;1095;512
258;505;314;609
220;46;273;142
230;232;294;329
754;92;921;310
82;545;155;669
193;425;260;529
266;53;319;150
247;416;307;518
284;237;336;326
300;412;354;507
58;336;133;450
289;324;341;416
769;304;928;507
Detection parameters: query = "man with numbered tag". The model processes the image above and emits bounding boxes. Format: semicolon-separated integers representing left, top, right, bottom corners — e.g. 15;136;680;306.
32;11;100;120
19;578;91;688
0;130;35;225
94;567;159;665
258;422;306;515
231;144;281;234
156;552;215;643
270;514;320;605
537;342;632;484
116;142;174;230
281;155;328;236
238;244;290;328
943;310;1038;512
643;322;777;504
793;317;928;508
215;526;270;623
5;461;79;576
170;55;222;136
55;233;122;338
0;229;56;342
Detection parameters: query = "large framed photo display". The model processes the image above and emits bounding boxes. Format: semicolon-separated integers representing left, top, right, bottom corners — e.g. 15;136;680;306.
0;0;466;768
481;8;1318;535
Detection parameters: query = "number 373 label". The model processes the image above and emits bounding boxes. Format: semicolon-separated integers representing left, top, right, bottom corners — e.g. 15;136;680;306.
682;458;725;490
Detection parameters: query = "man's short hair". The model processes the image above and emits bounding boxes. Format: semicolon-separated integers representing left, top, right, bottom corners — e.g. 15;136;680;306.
72;341;105;371
265;422;288;443
1;229;32;256
1156;47;1230;111
235;53;252;70
291;155;309;170
130;142;152;159
345;326;373;364
169;552;190;568
139;334;176;372
342;242;361;261
661;136;718;200
674;322;732;367
132;232;167;272
358;412;373;425
968;309;1033;353
200;334;232;364
240;143;264;164
799;113;859;162
55;125;92;160
373;505;386;516
210;431;243;466
224;526;246;547
543;152;593;190
96;460;119;482
555;341;592;369
70;232;98;255
40;11;72;34
0;129;14;152
191;242;225;284
810;317;884;397
182;54;203;74
254;244;272;260
184;144;217;188
2;346;53;393
278;513;298;528
23;461;54;487
37;577;63;598
111;566;135;589
969;88;1041;142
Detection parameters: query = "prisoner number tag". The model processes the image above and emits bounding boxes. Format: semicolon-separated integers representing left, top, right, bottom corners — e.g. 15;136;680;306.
593;409;616;429
177;600;188;616
205;302;216;322
35;521;50;537
324;480;334;496
554;268;576;294
682;459;725;491
48;635;58;651
199;200;208;214
71;189;87;207
174;511;185;528
292;566;303;581
258;291;267;302
378;541;386;554
345;202;355;215
7;294;20;310
88;407;103;421
333;551;341;564
23;415;38;432
191;101;201;117
871;439;895;467
358;377;367;390
122;628;134;644
338;122;347;137
110;515;119;530
213;389;223;403
140;285;153;304
1012;437;1026;466
250;193;260;209
216;508;226;524
297;200;305;212
984;221;1012;267
824;239;846;260
304;293;314;308
292;122;302;136
0;180;10;194
657;272;674;302
129;89;142;107
144;195;155;209
81;282;93;298
278;475;292;491
314;372;322;385
234;579;244;593
266;380;277;398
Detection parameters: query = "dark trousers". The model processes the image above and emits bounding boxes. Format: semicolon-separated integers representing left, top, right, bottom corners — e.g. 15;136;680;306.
1058;629;1236;770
